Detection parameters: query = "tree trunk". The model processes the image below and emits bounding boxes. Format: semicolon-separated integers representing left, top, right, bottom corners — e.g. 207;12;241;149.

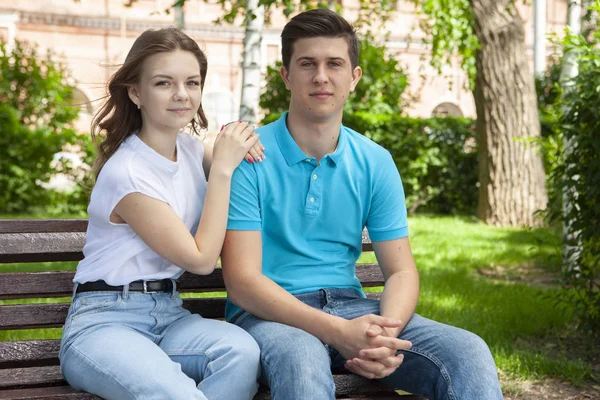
471;0;548;227
239;0;264;124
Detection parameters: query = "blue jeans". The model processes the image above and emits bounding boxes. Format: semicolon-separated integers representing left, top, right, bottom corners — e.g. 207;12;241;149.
59;283;260;400
231;288;503;400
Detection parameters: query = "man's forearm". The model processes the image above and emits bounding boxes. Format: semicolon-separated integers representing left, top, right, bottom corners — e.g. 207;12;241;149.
227;274;345;344
379;268;420;337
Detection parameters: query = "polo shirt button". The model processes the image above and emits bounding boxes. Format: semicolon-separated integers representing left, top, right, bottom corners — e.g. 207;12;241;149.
312;174;318;180
305;159;311;162
309;197;315;203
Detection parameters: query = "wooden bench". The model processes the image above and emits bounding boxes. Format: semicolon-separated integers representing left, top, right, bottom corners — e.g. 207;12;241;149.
0;219;422;400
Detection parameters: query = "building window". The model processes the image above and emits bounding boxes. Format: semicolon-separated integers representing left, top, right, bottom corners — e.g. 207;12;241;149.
431;102;463;117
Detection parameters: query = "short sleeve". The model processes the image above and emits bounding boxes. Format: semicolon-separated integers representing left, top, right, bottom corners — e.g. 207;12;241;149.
227;161;262;230
91;153;169;223
366;151;409;241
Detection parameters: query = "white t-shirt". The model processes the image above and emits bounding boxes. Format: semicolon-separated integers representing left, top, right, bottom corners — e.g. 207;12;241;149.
74;132;207;285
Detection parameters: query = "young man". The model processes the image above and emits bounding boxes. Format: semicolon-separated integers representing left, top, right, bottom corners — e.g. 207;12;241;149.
221;8;503;400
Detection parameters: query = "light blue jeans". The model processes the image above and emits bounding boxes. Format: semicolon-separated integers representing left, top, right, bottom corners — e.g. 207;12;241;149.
231;288;504;400
59;283;260;400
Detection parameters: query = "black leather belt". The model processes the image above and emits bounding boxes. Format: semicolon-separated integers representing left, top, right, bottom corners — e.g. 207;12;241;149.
76;279;174;294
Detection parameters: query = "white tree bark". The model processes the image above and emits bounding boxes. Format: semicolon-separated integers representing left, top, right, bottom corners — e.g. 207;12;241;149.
560;0;581;266
239;0;264;124
534;0;547;75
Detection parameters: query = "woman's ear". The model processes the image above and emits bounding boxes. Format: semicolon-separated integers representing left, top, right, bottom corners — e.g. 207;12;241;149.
127;85;141;109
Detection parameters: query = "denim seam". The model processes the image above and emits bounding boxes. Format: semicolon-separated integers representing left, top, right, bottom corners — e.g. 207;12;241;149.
68;343;138;400
402;347;456;400
164;349;210;358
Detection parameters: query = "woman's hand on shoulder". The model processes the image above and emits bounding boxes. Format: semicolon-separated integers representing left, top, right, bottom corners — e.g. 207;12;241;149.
245;138;266;164
211;121;260;176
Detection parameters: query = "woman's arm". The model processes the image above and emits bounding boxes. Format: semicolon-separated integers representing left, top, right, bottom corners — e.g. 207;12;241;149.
113;122;259;275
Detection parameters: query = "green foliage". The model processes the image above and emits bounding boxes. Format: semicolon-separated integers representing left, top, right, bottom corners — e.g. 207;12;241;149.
260;37;408;122
259;61;289;123
0;39;79;131
0;38;93;215
200;0;397;28
410;0;479;88
535;59;565;223
345;113;477;214
344;35;408;115
549;18;600;336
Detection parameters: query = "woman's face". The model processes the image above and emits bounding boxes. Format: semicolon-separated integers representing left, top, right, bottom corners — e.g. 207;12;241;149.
130;49;203;135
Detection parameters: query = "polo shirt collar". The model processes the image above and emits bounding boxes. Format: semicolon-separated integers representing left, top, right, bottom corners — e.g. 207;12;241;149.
275;111;347;166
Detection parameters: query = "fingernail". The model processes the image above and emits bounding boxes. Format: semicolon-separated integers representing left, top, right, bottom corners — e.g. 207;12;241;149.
249;159;255;164
261;155;266;160
220;125;224;131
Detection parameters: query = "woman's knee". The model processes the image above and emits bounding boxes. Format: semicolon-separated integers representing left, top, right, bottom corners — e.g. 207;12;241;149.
230;329;261;365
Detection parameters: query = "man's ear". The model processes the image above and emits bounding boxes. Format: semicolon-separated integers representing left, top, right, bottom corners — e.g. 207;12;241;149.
280;65;291;90
350;66;363;93
127;85;141;108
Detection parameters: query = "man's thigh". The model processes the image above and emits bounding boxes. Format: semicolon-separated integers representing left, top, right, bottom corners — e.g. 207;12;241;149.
234;312;336;399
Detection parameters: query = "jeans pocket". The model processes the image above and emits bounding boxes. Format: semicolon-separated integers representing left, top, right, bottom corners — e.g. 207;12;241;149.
71;292;123;320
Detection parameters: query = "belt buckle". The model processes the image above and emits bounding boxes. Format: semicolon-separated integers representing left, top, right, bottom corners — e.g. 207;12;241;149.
142;281;158;294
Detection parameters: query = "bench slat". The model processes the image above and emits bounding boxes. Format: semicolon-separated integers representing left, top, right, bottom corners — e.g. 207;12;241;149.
0;218;373;263
0;386;100;399
0;264;385;300
0;298;227;330
0;365;413;398
0;389;413;400
1;291;383;332
0;220;88;235
0;293;382;331
0;366;65;390
0;233;85;264
0;340;59;369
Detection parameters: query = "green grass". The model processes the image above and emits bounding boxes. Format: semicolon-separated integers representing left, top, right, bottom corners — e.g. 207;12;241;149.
361;215;591;386
1;214;594;388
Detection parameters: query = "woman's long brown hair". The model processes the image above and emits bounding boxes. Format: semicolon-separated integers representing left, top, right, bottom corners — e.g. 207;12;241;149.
91;28;209;177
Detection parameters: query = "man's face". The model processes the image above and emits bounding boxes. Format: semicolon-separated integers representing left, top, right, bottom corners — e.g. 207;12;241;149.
281;37;362;123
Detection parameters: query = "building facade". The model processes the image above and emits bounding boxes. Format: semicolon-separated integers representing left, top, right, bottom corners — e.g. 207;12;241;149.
0;0;568;133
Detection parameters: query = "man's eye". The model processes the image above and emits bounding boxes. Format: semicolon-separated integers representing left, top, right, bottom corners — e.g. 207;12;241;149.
302;62;314;67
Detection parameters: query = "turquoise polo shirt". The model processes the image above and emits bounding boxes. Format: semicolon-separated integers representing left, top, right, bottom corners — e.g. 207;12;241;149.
225;112;409;320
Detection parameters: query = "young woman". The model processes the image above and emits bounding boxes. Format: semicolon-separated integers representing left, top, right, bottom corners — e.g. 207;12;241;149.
59;28;263;400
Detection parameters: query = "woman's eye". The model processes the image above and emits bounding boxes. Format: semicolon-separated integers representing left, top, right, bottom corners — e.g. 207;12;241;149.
155;81;169;86
188;81;200;86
